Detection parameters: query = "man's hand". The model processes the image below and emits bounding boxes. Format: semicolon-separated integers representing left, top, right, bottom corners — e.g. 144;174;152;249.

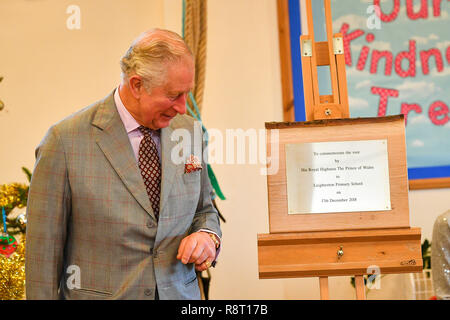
177;231;217;272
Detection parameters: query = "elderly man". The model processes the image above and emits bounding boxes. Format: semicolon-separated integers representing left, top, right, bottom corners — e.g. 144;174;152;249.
25;29;222;300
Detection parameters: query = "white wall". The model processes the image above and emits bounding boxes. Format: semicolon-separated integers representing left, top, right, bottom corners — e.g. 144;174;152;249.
0;0;165;184
0;0;448;300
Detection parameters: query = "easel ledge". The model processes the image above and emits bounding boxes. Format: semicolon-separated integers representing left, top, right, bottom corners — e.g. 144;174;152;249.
258;227;422;279
258;227;422;299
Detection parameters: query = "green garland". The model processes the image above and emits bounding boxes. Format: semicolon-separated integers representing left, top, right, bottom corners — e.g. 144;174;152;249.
181;3;226;201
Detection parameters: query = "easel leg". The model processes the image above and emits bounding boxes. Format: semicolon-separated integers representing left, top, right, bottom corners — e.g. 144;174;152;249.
319;276;329;300
355;275;366;300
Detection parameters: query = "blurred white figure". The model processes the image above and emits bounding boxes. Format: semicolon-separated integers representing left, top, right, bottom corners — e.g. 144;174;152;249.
431;210;450;300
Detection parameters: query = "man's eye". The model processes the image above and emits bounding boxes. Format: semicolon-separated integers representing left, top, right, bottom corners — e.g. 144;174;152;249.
169;93;185;101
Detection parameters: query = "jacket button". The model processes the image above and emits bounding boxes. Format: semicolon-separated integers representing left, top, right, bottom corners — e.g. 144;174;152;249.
145;289;153;296
146;220;153;228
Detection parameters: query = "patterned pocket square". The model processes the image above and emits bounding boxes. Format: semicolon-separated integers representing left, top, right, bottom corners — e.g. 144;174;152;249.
185;155;202;173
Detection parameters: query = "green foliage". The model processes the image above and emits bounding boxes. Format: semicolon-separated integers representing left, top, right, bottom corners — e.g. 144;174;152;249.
21;167;32;183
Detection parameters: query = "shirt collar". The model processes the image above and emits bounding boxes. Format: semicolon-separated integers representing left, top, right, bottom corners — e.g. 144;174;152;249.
114;87;140;134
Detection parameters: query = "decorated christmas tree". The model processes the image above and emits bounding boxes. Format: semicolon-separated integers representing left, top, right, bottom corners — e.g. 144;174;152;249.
0;167;30;300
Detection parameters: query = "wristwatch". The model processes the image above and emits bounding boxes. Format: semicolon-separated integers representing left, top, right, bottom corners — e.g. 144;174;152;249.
209;233;220;249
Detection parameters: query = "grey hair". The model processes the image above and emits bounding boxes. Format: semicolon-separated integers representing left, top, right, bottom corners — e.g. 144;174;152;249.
120;28;193;91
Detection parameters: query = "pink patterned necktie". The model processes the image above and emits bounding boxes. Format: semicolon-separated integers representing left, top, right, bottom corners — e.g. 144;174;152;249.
138;126;161;219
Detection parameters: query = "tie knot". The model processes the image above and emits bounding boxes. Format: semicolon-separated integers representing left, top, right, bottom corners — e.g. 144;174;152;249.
138;126;152;137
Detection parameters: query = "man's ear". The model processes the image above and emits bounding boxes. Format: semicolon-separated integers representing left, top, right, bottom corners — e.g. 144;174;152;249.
128;75;144;99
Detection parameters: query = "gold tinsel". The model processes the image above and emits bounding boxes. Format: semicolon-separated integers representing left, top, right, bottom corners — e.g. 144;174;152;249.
0;171;30;300
0;183;28;209
0;238;25;300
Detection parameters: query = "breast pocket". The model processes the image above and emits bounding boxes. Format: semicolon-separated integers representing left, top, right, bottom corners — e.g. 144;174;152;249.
164;170;200;218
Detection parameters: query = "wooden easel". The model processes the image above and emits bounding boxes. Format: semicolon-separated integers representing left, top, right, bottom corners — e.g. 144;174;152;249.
258;0;423;300
302;0;375;299
303;0;352;298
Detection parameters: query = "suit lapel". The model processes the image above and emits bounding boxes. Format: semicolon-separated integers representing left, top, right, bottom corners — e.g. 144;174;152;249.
159;125;181;216
92;92;156;221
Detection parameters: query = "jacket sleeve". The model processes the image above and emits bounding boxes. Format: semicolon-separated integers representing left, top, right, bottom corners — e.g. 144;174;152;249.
188;124;222;239
25;125;71;300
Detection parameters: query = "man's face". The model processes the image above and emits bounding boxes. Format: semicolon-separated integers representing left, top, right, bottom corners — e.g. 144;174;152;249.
137;57;194;130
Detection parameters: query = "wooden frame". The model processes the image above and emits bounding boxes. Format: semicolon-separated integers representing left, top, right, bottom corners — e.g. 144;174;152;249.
276;0;450;190
277;0;304;123
409;177;450;190
277;0;295;122
265;116;410;233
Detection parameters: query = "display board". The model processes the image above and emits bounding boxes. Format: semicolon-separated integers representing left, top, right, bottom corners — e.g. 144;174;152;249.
266;115;409;233
283;0;450;188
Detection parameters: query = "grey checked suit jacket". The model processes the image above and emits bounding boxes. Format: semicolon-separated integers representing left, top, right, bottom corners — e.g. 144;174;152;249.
25;91;221;300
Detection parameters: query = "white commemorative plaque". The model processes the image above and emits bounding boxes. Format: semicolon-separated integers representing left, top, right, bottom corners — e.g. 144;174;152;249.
285;139;391;214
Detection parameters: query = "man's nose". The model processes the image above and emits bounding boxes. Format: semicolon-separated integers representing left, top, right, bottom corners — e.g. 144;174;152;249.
173;93;187;115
